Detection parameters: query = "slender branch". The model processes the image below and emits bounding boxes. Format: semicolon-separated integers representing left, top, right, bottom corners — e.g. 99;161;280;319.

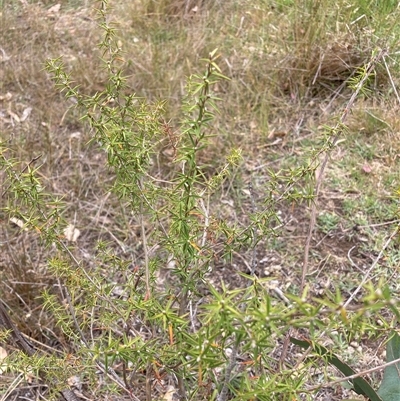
139;191;151;300
217;342;238;401
248;181;258;276
1;154;42;198
301;48;387;291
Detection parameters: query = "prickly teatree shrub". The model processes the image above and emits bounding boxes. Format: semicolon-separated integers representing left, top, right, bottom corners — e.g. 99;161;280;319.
1;2;398;401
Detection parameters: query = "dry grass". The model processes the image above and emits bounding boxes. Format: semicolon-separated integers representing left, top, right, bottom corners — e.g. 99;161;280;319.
1;0;400;400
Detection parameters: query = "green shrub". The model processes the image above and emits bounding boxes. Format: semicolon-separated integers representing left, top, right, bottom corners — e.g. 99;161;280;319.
1;1;398;401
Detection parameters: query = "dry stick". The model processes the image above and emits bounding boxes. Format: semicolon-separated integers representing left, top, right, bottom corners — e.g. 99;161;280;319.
306;355;400;392
382;53;400;105
0;300;35;356
0;373;24;401
344;225;399;308
301;48;387;291
145;365;153;401
344;219;400;230
0;299;80;401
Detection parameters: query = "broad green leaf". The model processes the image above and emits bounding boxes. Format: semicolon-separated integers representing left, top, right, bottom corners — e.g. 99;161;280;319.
377;331;400;401
290;337;383;401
